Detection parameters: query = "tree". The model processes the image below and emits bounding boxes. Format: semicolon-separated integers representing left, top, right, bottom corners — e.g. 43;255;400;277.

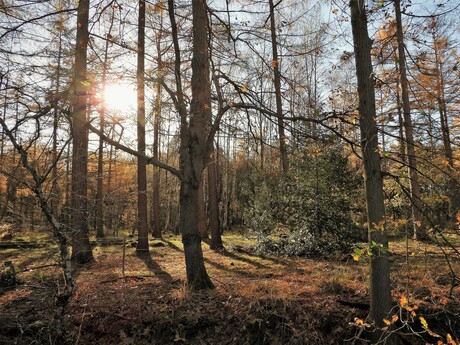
268;0;289;173
208;146;223;250
95;6;116;240
394;0;428;240
71;0;93;264
166;0;214;289
349;0;393;341
151;4;164;239
136;0;149;253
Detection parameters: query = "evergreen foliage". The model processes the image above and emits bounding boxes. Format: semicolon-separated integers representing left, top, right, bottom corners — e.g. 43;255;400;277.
244;148;365;258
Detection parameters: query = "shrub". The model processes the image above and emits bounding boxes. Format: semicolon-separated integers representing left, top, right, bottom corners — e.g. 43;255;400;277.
245;148;365;258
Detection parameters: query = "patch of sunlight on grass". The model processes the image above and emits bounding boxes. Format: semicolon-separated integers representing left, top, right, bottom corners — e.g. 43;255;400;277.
222;232;256;247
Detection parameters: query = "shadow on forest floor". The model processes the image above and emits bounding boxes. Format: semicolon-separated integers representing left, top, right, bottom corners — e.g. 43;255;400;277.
136;252;174;283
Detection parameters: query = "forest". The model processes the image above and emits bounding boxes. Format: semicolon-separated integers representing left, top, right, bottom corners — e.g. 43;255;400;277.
0;0;459;344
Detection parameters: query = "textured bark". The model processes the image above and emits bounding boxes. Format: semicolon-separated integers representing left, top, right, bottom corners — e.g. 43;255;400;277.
198;176;208;239
268;0;289;173
174;0;214;289
394;0;427;240
71;0;93;264
350;0;393;341
136;0;149;253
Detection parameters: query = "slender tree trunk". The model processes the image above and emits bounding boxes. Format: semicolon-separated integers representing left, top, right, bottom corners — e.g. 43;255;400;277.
107;130;114;231
71;0;93;264
350;1;393;342
136;0;149;253
95;10;114;239
0;74;7;160
430;18;459;217
152;26;163;239
51;35;62;217
394;0;427;240
268;0;288;173
208;147;223;250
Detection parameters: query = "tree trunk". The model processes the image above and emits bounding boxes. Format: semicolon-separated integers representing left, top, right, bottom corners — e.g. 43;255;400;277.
350;0;393;341
180;182;214;289
152;21;163;239
430;17;459;218
394;0;427;240
71;0;93;264
136;0;149;253
180;0;214;289
208;147;223;250
268;0;288;173
51;35;62;218
198;176;208;239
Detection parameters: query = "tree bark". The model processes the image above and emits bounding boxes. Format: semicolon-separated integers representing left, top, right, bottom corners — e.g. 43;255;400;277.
394;0;427;240
136;0;149;253
71;0;93;264
268;0;289;174
180;0;214;289
350;0;393;341
198;176;208;239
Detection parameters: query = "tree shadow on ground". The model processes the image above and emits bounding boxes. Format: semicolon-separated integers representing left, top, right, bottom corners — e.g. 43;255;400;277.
216;249;270;270
163;240;183;253
136;252;174;283
238;250;306;274
202;256;265;279
164;239;266;279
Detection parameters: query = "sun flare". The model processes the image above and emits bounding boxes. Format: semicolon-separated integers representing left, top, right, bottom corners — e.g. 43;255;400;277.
103;83;137;113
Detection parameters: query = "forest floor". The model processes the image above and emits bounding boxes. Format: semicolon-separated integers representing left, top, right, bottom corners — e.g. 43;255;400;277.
0;229;459;345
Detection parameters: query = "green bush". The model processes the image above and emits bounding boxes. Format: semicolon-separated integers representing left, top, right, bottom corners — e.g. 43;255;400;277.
245;148;365;258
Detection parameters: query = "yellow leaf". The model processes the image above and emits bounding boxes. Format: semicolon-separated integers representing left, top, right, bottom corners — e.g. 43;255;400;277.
332;8;339;14
419;316;428;330
241;85;249;93
399;295;408;307
351;253;360;261
391;315;399;323
446;333;456;345
383;319;391;326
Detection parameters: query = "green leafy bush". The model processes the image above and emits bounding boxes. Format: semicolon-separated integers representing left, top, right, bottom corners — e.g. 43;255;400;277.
245;148;365;258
